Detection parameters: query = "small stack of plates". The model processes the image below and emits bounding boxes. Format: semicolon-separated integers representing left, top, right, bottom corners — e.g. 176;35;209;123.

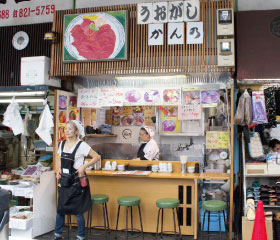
151;165;159;172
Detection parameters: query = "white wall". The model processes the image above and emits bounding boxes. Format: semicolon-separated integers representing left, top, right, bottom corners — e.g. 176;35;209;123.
77;0;280;11
238;0;280;11
76;0;168;8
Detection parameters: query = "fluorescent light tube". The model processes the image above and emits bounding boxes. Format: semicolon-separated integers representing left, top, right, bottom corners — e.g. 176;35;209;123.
0;91;45;96
0;98;46;103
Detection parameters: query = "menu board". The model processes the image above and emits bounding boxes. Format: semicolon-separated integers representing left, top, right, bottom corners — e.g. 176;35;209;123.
98;88;124;107
206;131;229;149
77;89;99;108
160;107;180;133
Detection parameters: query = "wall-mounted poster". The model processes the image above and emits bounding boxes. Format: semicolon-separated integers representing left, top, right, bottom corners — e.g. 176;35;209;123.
160;107;180;133
162;89;180;105
201;90;220;107
59;95;67;110
143;89;161;105
123;89;143;105
179;90;201;120
64;11;128;62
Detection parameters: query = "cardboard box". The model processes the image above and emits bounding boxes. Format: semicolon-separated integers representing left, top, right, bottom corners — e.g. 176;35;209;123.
245;162;267;175
21;56;61;87
242;217;273;240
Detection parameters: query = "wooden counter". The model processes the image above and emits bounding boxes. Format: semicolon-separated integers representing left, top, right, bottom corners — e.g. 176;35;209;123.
86;160;229;239
87;170;230;180
87;170;199;238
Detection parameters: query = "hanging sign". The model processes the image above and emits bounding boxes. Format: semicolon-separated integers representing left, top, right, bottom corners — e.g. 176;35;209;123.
77;89;99;108
252;91;268;124
0;0;73;27
206;131;229;149
98;88;124;107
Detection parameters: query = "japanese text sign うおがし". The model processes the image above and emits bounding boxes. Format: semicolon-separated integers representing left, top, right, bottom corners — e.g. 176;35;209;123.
137;0;200;24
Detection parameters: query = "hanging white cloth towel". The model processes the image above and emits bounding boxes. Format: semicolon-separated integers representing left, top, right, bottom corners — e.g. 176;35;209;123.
3;98;24;135
35;101;54;146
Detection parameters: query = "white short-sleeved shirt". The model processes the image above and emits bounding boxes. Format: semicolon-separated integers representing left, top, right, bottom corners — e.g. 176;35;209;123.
143;139;159;160
58;140;91;169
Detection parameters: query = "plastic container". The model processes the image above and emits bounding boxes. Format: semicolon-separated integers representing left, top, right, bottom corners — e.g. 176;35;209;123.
21;56;61;87
200;209;227;232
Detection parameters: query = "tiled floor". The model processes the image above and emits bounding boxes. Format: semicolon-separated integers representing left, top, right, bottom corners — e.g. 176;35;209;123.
37;228;228;240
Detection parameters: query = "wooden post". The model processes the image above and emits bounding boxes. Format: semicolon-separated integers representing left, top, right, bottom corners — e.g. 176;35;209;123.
229;83;235;239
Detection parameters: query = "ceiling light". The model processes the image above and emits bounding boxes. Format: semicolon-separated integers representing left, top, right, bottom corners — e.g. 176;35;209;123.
0;98;46;103
0;91;45;96
115;75;188;80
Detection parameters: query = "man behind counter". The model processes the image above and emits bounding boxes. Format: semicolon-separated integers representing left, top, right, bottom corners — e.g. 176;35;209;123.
133;126;159;161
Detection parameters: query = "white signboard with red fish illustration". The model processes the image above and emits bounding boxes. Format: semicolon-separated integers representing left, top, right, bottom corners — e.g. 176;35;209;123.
63;11;128;62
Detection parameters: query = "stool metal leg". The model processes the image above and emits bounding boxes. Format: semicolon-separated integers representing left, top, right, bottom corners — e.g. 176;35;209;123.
218;211;222;239
126;206;129;239
156;208;161;239
161;208;164;239
89;206;93;236
207;211;210;239
115;205;121;238
105;203;110;233
172;208;177;239
137;205;144;239
201;210;206;239
102;203;107;237
176;207;182;240
222;210;226;231
130;206;133;232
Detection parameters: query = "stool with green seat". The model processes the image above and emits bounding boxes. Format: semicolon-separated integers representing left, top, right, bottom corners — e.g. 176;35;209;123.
87;194;110;237
115;196;144;239
201;200;227;239
156;198;182;240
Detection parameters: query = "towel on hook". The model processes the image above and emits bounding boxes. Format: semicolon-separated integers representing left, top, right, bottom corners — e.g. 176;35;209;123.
35;101;53;146
3;99;24;135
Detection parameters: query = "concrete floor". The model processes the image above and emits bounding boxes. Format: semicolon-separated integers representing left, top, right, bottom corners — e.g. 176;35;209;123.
37;228;228;240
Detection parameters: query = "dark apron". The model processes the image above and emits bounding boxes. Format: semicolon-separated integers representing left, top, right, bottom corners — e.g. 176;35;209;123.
137;143;147;160
57;140;91;215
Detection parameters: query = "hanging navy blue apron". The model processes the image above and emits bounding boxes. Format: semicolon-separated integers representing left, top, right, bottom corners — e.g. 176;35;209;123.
57;140;91;215
137;143;147;160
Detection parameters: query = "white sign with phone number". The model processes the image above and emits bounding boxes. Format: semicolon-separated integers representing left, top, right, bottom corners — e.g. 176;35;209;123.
0;0;73;26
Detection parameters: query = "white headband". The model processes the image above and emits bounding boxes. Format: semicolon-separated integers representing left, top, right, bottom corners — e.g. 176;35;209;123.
71;120;85;138
143;126;155;138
